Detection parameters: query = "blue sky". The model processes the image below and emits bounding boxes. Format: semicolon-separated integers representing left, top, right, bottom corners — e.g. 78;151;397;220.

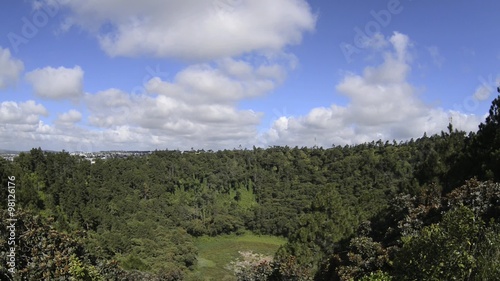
0;0;499;151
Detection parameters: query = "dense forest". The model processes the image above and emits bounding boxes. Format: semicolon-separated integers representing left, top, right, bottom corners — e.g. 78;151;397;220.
1;94;500;280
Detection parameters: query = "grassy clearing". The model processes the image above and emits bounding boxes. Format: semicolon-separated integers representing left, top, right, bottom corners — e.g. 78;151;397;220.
186;232;286;281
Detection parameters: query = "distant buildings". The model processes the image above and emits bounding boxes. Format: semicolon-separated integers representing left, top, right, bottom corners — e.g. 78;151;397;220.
0;153;17;161
1;150;152;163
70;151;152;163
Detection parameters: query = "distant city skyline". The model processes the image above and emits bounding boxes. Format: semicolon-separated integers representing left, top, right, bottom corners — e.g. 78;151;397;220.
1;0;499;151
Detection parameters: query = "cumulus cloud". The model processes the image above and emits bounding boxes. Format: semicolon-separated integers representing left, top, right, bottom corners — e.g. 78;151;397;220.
47;0;316;60
75;57;296;150
261;32;481;148
363;32;389;50
55;109;82;126
0;100;52;150
25;66;84;100
0;100;48;125
0;120;86;152
0;47;24;90
0;0;315;151
147;58;288;103
0;100;111;151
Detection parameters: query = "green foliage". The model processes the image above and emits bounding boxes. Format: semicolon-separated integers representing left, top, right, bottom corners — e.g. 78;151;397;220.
393;204;500;281
0;209;121;280
319;179;500;281
334;236;390;281
2;94;500;280
358;270;392;281
394;206;481;280
278;184;356;268
468;94;500;182
69;254;104;281
473;222;500;280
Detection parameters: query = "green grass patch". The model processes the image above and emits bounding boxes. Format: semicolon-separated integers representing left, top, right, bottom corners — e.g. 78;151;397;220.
230;185;258;210
187;232;286;281
197;257;216;268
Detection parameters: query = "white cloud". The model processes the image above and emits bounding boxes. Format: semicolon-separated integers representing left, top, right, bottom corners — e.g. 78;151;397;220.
55;109;82;126
146;58;287;104
1;0;314;151
0;47;24;90
364;32;389;50
48;0;317;60
0;121;81;151
85;88;131;113
73;58;296;150
25;66;84;100
261;32;481;148
0;101;54;150
0;100;48;125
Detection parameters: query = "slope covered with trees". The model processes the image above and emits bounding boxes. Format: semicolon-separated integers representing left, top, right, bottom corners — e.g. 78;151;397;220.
1;94;500;280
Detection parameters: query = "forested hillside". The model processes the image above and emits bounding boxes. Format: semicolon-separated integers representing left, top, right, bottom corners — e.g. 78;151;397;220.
1;95;500;280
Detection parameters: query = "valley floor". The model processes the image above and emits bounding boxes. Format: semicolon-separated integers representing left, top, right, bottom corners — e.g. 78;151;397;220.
187;232;287;281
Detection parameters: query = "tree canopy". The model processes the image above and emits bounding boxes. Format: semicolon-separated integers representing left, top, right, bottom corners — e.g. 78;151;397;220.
1;96;500;280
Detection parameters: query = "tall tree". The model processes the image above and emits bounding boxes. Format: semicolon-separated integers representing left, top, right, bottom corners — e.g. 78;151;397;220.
475;93;500;181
